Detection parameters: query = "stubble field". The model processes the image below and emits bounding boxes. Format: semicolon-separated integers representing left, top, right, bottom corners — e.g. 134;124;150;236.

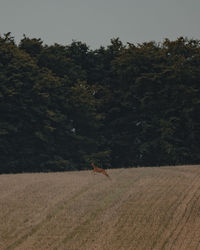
1;165;200;250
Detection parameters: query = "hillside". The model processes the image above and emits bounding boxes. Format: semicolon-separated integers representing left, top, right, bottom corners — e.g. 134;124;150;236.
1;165;200;249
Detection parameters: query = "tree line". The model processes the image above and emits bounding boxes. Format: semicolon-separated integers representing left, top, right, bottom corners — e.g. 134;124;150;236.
0;33;200;173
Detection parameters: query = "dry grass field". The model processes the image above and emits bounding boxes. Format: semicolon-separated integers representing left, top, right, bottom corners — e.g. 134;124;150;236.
1;165;200;250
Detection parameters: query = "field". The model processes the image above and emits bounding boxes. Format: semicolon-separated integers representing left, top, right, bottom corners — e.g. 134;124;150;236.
1;165;200;250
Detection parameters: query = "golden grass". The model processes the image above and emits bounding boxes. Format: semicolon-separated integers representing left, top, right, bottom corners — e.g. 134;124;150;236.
1;165;200;249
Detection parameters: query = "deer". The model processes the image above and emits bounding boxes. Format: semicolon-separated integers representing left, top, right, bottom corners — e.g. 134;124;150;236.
91;162;111;179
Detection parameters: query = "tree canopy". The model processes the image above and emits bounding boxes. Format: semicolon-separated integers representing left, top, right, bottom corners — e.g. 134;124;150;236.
1;34;200;173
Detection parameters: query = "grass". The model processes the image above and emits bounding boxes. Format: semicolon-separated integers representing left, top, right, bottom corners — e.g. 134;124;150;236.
1;165;200;249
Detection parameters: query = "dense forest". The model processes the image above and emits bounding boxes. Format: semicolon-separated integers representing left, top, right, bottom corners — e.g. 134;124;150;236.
0;33;200;173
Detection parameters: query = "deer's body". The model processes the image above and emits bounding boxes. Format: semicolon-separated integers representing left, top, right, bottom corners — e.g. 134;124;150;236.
91;162;110;179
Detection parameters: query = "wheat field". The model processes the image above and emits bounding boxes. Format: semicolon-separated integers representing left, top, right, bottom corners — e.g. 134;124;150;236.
1;165;200;250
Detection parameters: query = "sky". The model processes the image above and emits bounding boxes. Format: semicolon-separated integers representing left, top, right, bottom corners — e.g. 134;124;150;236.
0;0;199;49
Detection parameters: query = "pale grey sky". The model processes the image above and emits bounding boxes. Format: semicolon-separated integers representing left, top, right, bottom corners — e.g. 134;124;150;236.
0;0;199;48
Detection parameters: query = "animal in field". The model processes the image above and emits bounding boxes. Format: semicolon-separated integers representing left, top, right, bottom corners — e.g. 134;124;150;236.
91;162;111;179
